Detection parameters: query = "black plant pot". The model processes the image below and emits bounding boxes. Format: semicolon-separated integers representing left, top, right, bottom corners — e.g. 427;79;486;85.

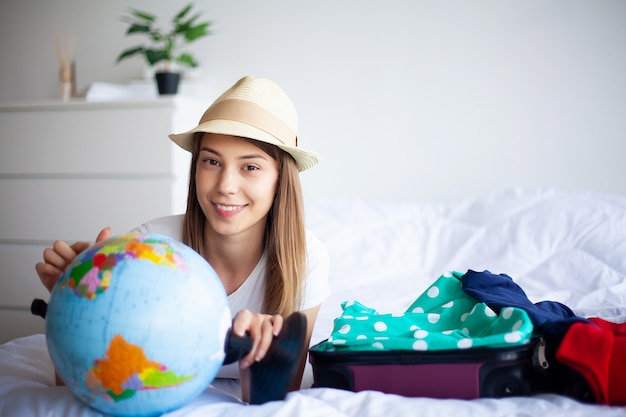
155;72;181;95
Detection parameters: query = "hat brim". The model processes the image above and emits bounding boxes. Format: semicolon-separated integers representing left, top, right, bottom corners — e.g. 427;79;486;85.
169;120;320;172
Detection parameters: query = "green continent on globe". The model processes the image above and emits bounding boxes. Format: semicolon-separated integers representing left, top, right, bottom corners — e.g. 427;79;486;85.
86;334;195;402
61;234;187;299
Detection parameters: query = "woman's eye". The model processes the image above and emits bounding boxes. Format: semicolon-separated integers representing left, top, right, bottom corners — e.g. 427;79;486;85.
202;158;219;166
243;165;259;171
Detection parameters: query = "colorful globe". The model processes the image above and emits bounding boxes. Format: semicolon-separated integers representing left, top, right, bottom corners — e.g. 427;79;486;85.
45;233;231;417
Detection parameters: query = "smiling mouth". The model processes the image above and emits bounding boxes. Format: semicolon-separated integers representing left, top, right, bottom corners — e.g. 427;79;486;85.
214;203;244;211
213;203;246;217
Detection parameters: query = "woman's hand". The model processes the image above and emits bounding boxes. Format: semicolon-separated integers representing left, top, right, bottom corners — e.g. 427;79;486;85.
231;307;321;402
231;309;283;369
231;309;284;403
35;227;111;293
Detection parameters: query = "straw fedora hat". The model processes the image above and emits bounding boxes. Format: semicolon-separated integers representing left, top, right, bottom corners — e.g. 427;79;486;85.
169;76;320;171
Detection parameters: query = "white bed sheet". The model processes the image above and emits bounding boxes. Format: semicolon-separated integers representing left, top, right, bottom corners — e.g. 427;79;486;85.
2;187;626;416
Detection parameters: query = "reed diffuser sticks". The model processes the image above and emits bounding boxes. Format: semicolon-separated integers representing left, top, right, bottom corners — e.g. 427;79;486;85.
55;35;76;101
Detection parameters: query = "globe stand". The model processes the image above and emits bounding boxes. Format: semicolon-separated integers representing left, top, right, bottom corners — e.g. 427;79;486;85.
31;298;48;319
32;299;307;405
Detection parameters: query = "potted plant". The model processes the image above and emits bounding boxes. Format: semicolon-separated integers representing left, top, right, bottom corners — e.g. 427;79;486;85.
116;3;212;95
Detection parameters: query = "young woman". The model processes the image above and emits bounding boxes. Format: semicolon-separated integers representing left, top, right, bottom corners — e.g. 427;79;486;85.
35;76;330;402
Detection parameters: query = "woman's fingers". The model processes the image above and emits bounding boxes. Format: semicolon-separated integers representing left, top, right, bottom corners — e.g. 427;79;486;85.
268;314;283;337
252;314;283;362
95;227;111;243
35;227;108;294
232;310;284;369
35;240;79;292
35;262;63;293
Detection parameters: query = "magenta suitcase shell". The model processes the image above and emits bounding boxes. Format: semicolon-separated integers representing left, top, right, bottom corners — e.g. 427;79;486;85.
309;340;545;399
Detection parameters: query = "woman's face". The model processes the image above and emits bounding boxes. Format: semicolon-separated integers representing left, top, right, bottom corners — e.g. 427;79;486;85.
195;133;279;239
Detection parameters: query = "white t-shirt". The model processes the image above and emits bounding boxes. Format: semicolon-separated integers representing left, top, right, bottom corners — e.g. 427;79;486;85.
130;214;331;379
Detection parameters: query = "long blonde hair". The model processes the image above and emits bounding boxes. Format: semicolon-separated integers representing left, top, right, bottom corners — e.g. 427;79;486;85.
182;133;306;317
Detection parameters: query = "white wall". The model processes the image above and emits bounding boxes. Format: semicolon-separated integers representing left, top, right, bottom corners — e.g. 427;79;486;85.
1;0;625;202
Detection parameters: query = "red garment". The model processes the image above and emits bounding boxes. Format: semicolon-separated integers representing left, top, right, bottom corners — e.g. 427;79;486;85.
556;317;626;405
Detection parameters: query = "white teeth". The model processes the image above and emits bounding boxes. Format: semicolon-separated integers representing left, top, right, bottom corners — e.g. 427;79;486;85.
215;204;241;211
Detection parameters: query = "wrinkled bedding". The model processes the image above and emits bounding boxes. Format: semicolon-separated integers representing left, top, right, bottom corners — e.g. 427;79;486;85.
2;187;625;416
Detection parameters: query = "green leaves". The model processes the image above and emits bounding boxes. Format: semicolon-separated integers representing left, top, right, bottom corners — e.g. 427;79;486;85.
184;22;211;42
145;49;171;67
125;23;151;36
173;4;193;21
176;52;198;68
116;3;212;70
129;9;156;23
116;46;144;63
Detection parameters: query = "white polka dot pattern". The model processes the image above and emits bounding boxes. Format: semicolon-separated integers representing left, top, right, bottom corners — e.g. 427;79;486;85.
316;271;533;352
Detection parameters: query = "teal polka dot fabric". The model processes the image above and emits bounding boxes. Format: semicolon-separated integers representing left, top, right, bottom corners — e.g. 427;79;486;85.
315;271;533;352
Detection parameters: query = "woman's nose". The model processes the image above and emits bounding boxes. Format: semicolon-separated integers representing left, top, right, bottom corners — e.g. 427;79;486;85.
217;167;239;194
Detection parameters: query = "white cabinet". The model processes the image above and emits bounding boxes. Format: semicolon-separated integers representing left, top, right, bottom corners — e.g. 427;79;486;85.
0;97;206;343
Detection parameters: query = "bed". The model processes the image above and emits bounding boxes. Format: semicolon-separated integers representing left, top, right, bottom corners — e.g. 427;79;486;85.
1;187;625;416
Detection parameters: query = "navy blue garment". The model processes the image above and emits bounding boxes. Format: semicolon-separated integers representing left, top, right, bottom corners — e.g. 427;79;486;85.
461;269;587;329
461;269;594;401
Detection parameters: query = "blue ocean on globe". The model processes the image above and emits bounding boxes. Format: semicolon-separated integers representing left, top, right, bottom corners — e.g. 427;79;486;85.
45;232;231;417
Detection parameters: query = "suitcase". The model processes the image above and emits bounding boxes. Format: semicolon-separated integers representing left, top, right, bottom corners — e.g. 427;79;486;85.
309;338;549;399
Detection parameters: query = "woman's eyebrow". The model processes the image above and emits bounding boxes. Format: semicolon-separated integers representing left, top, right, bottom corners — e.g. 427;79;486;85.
238;153;268;161
199;146;220;156
199;146;268;161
